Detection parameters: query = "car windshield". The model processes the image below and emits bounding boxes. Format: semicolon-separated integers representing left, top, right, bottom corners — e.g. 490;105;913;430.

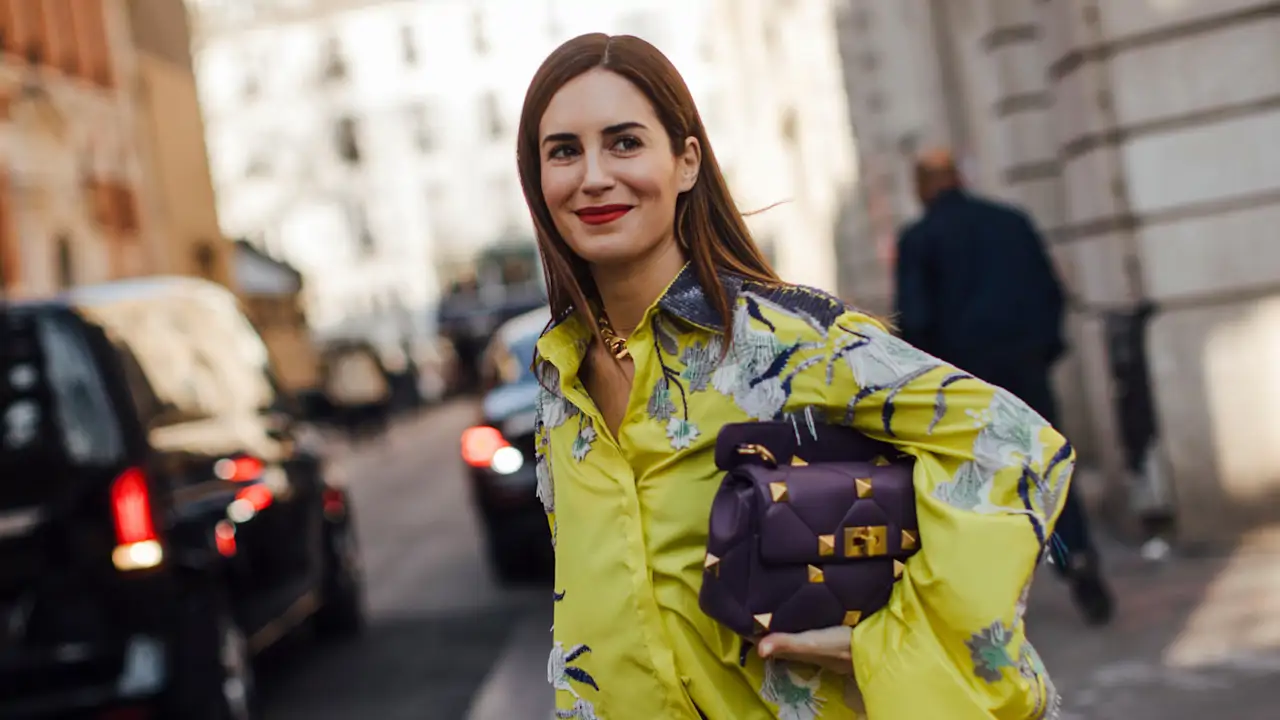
508;333;538;384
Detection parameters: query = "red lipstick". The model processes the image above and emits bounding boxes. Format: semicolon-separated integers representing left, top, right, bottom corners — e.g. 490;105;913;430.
575;204;632;226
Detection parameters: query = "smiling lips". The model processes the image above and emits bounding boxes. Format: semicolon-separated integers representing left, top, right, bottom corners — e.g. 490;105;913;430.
575;204;633;226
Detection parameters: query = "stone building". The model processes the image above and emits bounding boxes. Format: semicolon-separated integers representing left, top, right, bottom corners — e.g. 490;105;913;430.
0;0;230;296
834;0;1280;545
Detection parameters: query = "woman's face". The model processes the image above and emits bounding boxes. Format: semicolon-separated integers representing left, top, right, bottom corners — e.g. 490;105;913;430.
538;68;700;269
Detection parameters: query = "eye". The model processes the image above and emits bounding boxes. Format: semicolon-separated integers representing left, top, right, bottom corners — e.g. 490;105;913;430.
547;144;579;161
612;135;643;153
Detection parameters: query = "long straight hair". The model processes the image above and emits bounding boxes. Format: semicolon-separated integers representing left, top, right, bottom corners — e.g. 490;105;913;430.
516;33;779;350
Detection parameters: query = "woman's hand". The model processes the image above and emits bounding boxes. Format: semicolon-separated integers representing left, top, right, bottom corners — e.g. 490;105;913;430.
758;626;855;675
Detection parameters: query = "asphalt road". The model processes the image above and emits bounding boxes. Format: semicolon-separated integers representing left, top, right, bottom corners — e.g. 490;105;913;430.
257;401;548;720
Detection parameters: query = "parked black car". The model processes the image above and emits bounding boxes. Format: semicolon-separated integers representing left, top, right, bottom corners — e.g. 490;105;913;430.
462;306;552;583
0;277;364;719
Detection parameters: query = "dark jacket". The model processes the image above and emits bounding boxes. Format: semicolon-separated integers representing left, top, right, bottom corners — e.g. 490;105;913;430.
894;189;1066;372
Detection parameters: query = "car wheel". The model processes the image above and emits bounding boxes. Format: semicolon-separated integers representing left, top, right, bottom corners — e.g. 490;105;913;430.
313;517;366;639
168;589;258;720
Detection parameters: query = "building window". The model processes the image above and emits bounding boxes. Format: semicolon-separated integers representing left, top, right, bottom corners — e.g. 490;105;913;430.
481;93;503;140
321;35;346;81
350;205;376;256
243;71;260;99
55;235;74;289
408;104;433;152
472;10;489;55
335;117;361;164
194;242;217;279
245;153;271;178
400;25;417;65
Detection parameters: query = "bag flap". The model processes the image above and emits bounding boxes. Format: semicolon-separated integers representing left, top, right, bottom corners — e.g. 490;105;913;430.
736;461;920;566
714;420;898;471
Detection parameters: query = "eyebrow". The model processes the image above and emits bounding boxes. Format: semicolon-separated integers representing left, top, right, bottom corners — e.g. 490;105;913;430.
541;121;648;147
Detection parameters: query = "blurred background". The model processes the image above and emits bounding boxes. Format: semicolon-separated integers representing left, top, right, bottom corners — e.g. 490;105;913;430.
1;0;1278;718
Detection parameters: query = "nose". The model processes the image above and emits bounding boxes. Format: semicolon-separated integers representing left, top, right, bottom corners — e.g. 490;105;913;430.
581;149;614;195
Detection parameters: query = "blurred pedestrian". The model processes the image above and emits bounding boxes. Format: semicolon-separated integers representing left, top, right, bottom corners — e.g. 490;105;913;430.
521;33;1075;718
894;147;1114;626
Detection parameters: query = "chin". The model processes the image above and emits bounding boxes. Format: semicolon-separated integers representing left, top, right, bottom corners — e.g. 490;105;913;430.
564;231;654;267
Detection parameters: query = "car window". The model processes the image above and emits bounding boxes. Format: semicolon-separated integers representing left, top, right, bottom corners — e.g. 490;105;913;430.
508;334;537;382
36;313;126;465
1;310;59;467
84;288;284;430
1;310;123;469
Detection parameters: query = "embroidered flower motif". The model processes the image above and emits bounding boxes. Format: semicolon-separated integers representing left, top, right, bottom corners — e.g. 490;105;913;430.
654;316;681;356
1018;642;1059;719
535;447;554;515
842;324;940;389
966;620;1017;683
548;641;603;719
932;459;991;512
554;699;601;720
536;363;579;431
679;338;720;392
647;376;677;423
572;421;596;462
665;417;700;450
760;659;826;720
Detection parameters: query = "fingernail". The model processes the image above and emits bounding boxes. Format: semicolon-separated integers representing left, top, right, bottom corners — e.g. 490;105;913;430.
758;643;772;657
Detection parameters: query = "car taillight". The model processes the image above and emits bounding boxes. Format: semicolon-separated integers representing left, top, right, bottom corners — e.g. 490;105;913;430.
214;454;264;482
461;426;507;467
110;468;163;571
460;425;525;475
322;488;346;520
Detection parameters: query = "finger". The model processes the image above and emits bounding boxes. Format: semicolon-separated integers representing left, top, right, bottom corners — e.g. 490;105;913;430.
765;648;855;676
757;633;796;658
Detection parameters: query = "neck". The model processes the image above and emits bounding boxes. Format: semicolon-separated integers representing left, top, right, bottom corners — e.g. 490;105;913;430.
591;238;685;338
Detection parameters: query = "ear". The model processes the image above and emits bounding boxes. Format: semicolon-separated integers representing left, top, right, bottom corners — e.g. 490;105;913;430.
676;136;701;193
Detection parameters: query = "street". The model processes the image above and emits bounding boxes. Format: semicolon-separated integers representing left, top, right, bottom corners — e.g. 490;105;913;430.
256;400;551;720
252;402;1280;719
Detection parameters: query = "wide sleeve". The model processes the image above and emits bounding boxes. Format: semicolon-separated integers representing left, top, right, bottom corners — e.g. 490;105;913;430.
822;311;1072;719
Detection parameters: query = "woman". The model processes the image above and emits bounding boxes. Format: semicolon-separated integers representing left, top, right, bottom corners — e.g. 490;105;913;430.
521;34;1072;720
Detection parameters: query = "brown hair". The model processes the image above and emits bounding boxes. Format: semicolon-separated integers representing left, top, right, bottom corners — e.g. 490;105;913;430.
516;33;779;349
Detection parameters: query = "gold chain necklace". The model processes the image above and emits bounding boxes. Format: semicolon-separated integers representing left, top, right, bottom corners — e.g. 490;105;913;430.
596;311;631;360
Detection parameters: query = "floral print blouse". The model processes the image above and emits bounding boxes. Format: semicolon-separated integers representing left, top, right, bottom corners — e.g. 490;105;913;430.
535;264;1072;719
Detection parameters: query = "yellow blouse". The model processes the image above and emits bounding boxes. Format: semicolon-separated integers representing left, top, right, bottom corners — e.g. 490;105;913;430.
535;266;1073;719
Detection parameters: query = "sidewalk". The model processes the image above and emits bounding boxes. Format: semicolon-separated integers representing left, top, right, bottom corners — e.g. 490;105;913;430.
467;527;1280;719
465;605;554;720
1030;525;1280;719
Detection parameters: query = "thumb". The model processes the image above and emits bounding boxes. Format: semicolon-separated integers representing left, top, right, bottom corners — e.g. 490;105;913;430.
757;633;798;658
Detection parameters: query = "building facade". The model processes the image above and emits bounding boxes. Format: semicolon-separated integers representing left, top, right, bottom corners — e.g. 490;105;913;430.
129;0;234;289
187;0;858;339
834;0;1280;545
0;0;151;296
0;0;230;298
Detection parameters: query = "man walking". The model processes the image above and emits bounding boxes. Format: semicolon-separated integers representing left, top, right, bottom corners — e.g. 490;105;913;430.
894;148;1114;625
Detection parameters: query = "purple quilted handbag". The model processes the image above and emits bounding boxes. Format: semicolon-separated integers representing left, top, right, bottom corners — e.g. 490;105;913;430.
698;419;920;639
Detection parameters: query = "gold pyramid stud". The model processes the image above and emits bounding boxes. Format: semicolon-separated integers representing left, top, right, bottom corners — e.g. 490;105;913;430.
873;455;890;466
855;477;874;499
893;559;905;579
901;529;919;550
791;456;809;467
807;565;824;584
754;613;773;632
704;552;720;569
842;610;863;627
818;534;836;557
769;481;789;502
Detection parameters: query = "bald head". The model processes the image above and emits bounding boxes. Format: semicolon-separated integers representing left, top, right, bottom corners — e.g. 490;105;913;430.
913;147;962;206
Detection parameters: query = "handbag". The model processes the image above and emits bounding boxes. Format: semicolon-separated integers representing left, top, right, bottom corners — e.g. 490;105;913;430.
698;417;921;639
